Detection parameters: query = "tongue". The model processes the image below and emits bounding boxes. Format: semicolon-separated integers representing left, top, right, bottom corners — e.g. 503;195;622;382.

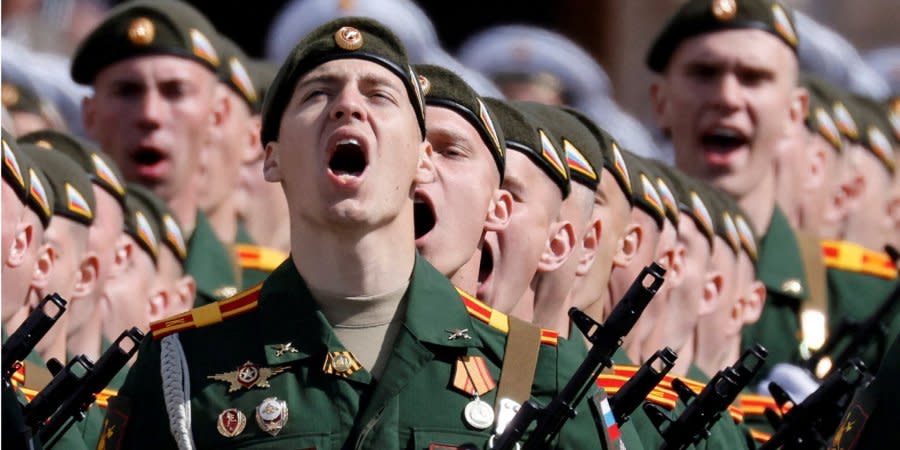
330;144;366;176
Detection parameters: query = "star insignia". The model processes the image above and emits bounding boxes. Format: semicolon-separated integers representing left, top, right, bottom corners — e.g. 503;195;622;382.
208;361;289;393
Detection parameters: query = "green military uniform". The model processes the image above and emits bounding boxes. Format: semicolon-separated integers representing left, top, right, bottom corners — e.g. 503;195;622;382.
187;210;241;303
104;256;608;449
830;331;900;449
233;224;287;289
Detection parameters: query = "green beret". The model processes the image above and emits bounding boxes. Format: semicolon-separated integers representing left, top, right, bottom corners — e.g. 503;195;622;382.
123;185;161;264
415;64;506;180
804;77;864;145
853;95;896;173
887;96;900;144
513;102;603;191
483;97;570;198
708;191;759;262
261;17;426;146
656;163;717;246
697;184;742;256
24;162;55;229
129;184;188;266
19;144;95;227
71;0;221;84
212;34;259;111
19;130;127;209
647;0;798;73
641;158;680;227
560;107;634;205
3;129;30;205
801;75;844;152
2;82;66;130
622;151;666;229
247;59;279;115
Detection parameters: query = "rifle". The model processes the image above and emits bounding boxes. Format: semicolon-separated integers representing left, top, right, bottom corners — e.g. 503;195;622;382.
609;346;677;426
759;359;867;450
24;327;144;449
2;294;67;387
491;262;666;450
644;344;768;450
804;280;900;377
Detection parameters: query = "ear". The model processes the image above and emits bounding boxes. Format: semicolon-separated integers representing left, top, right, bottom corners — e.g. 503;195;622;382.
612;222;641;268
243;116;263;165
147;289;169;323
789;85;810;129
669;243;687;286
803;139;828;190
483;189;513;232
575;216;602;276
740;279;766;325
649;79;669;130
699;270;723;316
72;251;100;298
171;275;197;316
6;221;34;268
415;140;435;184
31;243;55;290
211;85;229;127
840;169;866;214
263;142;283;182
536;220;576;273
109;236;133;279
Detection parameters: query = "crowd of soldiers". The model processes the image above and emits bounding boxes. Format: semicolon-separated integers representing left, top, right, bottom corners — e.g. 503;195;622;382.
2;0;898;449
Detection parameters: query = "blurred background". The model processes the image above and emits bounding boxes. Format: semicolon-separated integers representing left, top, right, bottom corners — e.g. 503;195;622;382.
3;0;898;160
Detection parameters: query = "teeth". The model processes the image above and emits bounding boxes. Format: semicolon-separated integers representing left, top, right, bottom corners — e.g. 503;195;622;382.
336;138;360;147
711;128;741;138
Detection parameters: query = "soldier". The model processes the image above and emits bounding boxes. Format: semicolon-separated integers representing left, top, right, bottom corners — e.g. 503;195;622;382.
19;130;128;362
475;98;572;320
100;18;603;449
1;81;68;135
71;0;240;303
648;0;811;379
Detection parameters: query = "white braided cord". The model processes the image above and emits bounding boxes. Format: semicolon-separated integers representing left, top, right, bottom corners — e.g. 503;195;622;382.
160;334;195;450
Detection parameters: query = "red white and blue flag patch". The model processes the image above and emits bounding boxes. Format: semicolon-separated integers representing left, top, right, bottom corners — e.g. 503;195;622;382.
91;154;125;196
190;29;219;67
65;183;93;220
690;191;713;239
229;58;258;104
539;129;567;178
29;169;51;218
135;211;159;257
163;214;187;260
3;139;24;189
564;140;597;181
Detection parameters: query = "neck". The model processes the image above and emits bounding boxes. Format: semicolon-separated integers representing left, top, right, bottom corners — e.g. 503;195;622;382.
169;190;197;236
532;272;575;337
206;197;238;245
67;313;102;360
694;328;730;379
290;213;417;298
669;332;695;376
452;249;482;296
736;172;777;236
510;285;535;322
246;184;291;252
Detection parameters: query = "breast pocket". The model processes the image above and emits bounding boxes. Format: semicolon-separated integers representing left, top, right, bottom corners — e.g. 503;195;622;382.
412;428;489;450
227;431;332;449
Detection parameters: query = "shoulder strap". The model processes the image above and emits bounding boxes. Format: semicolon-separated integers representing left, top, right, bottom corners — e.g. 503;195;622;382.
494;316;543;414
796;230;829;353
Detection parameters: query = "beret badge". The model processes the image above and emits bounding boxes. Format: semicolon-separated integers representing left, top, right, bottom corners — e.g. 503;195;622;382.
711;0;737;21
127;17;155;46
335;26;364;51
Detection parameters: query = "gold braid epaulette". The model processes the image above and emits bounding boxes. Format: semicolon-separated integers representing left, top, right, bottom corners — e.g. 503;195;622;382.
150;284;263;340
822;240;898;279
456;288;559;346
234;244;288;273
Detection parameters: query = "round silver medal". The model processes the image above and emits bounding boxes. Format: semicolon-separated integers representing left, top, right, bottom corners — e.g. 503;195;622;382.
463;397;494;430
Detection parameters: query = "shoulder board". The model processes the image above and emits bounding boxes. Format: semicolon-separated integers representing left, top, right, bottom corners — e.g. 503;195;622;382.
95;387;118;409
234;244;288;273
456;287;559;346
595;372;679;411
150;284;262;340
750;428;772;444
822;240;898;279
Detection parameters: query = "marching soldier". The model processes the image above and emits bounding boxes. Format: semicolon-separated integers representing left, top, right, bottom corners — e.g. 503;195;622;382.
648;0;811;380
71;0;240;303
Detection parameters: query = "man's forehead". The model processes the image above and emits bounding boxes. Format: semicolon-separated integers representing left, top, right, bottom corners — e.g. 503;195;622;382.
95;55;215;84
672;28;795;67
426;107;481;142
298;59;403;87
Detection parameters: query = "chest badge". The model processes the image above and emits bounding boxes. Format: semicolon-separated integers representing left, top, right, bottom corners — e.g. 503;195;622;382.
256;397;289;436
208;361;289;393
273;342;299;358
217;408;247;437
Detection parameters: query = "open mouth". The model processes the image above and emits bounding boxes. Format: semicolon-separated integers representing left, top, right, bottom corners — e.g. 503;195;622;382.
414;193;436;239
701;127;748;153
133;147;166;166
328;138;368;177
478;242;494;284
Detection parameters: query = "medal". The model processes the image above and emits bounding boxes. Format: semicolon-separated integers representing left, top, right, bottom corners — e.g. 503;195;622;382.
255;397;288;436
463;394;494;430
208;361;288;393
216;408;247;437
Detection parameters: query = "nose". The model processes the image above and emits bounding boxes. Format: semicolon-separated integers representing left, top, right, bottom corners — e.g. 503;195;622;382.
136;90;164;130
329;87;367;123
711;73;743;111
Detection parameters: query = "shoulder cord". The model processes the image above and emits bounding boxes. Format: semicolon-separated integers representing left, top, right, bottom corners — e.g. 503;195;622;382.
161;334;195;450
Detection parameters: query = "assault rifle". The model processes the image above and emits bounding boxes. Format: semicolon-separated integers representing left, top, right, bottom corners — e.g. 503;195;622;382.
491;262;666;450
644;344;768;450
609;346;677;425
2;294;67;387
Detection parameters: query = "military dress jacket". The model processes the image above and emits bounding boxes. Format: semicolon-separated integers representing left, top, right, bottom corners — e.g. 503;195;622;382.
186;211;240;305
102;255;608;449
742;207;809;381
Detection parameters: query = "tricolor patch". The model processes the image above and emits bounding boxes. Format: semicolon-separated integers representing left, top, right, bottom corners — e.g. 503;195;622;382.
539;129;567;178
590;390;622;448
135;211;159;258
771;3;797;47
65;183;93;220
91;153;125;196
866;126;895;170
477;98;503;159
890;98;900;141
690;191;714;239
814;107;842;149
641;174;665;218
833;102;858;139
163;214;188;260
564;139;597;181
723;212;741;254
3;139;24;189
229;58;258;104
656;177;678;219
736;215;758;260
409;66;425;119
29;169;50;218
611;143;632;195
189;29;219;67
